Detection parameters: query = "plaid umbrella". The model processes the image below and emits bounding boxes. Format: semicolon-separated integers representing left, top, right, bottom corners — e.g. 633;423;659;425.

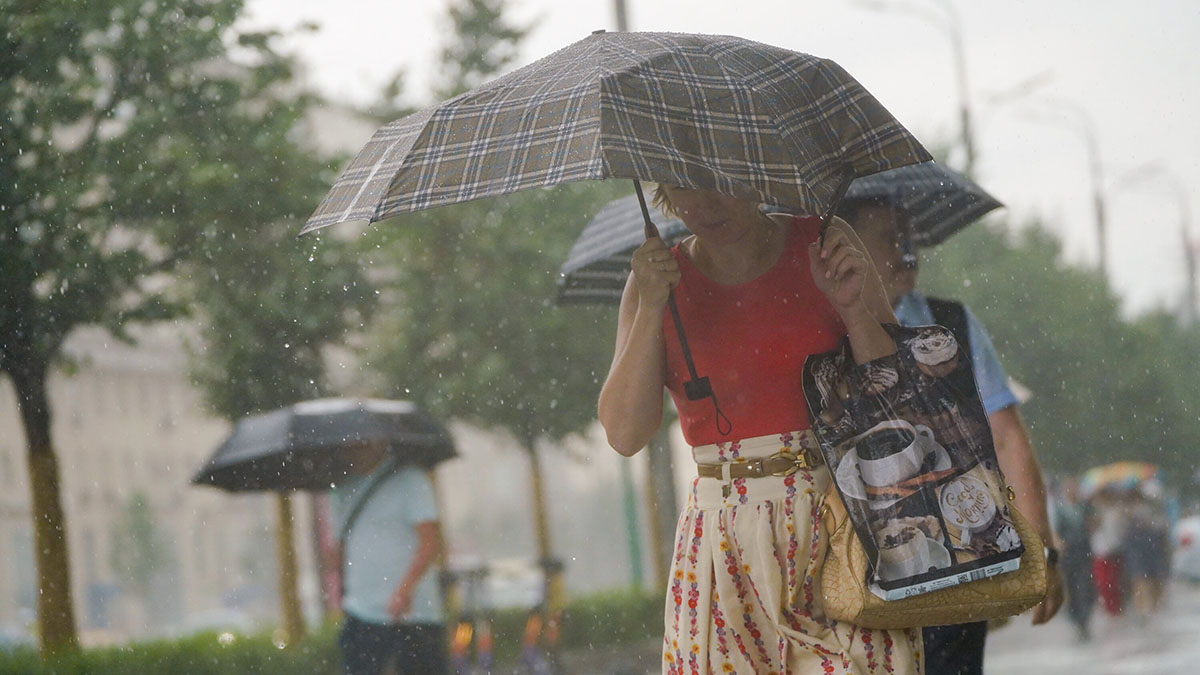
301;30;929;235
191;398;456;492
556;162;999;304
841;162;1002;247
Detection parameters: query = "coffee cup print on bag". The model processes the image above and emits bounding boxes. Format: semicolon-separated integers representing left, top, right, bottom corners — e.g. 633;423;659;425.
938;474;997;547
876;523;930;581
855;420;942;488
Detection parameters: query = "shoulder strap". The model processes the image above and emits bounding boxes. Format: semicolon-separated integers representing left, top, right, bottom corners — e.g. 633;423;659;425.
338;457;399;542
926;296;972;359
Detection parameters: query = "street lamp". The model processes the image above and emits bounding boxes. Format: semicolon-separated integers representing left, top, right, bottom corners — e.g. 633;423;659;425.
1120;163;1196;323
855;0;975;176
1021;99;1109;282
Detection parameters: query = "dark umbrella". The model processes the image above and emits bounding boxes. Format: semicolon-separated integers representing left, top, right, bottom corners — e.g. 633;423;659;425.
191;398;456;492
840;162;1002;267
557;195;689;305
556;162;999;304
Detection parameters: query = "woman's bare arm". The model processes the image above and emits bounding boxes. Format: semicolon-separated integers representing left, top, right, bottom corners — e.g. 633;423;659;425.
598;238;679;455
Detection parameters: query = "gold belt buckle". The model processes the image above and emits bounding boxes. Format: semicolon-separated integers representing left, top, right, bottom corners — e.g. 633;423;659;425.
769;450;805;476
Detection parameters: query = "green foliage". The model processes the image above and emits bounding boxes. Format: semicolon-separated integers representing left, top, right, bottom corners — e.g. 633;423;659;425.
0;0;308;379
0;624;342;675
436;0;533;99
0;591;663;674
108;493;170;601
361;184;623;449
918;218;1200;481
359;0;618;450
185;229;376;421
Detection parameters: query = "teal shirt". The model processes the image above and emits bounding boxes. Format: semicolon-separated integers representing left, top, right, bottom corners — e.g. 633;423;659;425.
332;465;443;625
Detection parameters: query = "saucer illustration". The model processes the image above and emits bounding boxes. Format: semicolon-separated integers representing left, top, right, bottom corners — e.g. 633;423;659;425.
836;445;952;510
875;535;953;581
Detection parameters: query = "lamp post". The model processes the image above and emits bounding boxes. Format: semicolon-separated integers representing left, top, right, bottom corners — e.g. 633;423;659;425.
1120;163;1196;323
1022;99;1109;282
855;0;975;177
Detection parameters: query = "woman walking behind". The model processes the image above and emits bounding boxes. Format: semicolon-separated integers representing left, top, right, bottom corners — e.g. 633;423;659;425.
598;185;922;674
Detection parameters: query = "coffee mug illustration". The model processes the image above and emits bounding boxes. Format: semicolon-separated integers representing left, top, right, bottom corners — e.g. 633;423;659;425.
852;419;946;488
939;474;998;546
874;522;952;581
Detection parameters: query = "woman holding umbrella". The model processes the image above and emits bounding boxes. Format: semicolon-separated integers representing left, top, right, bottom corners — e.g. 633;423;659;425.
599;185;921;674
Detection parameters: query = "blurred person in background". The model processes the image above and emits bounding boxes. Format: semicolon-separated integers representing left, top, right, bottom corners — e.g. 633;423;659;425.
333;442;446;675
1122;482;1171;621
1052;476;1096;640
1089;489;1128;616
841;196;1064;675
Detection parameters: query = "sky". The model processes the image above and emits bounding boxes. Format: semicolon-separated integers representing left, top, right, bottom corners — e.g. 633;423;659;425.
243;0;1200;314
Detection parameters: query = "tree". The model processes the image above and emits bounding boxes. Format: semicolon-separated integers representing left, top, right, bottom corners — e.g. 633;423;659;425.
919;217;1200;481
0;0;327;652
356;1;623;595
185;186;376;645
435;0;531;100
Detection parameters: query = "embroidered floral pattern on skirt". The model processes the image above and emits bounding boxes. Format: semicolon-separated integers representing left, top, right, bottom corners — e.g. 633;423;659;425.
664;431;924;675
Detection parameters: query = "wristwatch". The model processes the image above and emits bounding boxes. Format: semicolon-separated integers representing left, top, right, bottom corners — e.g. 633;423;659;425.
1044;546;1060;568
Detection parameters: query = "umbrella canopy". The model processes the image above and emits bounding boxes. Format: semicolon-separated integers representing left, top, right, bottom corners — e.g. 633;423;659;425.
192;398;456;492
1080;461;1161;499
841;161;1002;247
300;30;929;235
556;160;997;304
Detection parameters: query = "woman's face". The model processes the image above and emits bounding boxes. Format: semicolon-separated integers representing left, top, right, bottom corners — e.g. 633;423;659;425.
662;185;762;246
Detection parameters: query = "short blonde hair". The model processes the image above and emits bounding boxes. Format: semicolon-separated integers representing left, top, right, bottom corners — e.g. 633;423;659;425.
651;183;679;218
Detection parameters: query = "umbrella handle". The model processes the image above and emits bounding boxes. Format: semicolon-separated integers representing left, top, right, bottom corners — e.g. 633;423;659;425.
631;179;732;436
818;168;858;240
633;179;661;240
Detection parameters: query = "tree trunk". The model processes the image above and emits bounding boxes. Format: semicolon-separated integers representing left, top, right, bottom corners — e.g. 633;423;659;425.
274;492;305;644
527;444;553;563
11;361;79;655
643;420;679;589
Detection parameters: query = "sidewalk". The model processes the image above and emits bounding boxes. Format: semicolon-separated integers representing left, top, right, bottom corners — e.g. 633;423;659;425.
985;579;1200;674
557;581;1200;674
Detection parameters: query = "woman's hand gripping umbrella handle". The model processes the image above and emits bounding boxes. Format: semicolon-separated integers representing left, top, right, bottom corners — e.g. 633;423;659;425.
632;179;731;436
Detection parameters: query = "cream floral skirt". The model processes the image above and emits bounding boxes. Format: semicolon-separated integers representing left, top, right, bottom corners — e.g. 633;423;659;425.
663;430;924;675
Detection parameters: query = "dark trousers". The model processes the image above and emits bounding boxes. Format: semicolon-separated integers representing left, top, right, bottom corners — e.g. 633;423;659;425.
338;613;447;675
922;621;987;675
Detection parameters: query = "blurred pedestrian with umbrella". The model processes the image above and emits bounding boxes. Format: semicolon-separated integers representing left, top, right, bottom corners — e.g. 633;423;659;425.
332;439;447;675
300;30;930;674
192;398;456;673
836;163;1062;674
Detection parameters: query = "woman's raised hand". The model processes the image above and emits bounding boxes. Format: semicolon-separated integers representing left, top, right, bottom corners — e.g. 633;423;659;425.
809;218;870;314
630;237;681;308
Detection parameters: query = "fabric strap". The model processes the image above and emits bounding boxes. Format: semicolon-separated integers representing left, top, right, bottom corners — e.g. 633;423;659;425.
338;456;399;542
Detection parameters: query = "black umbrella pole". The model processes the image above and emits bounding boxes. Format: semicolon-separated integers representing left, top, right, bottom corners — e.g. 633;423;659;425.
633;179;661;240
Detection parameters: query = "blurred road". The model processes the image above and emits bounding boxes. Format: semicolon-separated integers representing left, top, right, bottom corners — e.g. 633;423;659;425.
986;580;1200;675
559;580;1200;674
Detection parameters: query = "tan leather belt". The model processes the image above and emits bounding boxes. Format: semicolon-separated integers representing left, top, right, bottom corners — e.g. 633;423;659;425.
696;448;824;480
696;432;824;480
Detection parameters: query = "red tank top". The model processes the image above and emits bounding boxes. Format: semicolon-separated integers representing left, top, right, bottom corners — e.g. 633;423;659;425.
664;216;846;446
